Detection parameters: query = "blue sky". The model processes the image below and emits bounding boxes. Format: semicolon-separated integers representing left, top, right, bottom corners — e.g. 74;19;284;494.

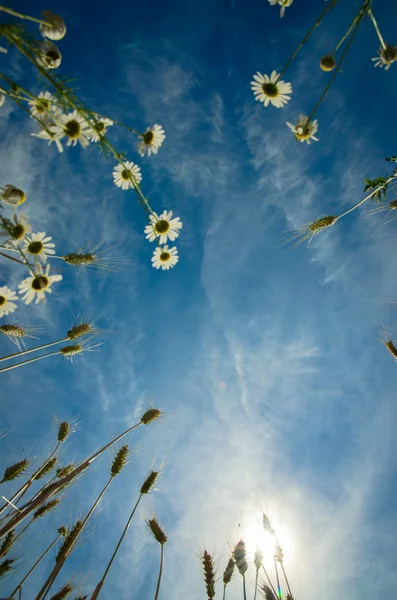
0;0;397;598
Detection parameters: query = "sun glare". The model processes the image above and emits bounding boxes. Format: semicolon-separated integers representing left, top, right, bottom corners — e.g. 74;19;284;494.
241;511;295;567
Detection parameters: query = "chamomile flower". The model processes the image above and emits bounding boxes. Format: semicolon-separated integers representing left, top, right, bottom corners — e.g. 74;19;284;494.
286;115;319;144
87;116;114;142
36;41;62;69
23;232;56;263
0;214;31;245
39;10;67;41
0;287;18;318
32;127;63;153
251;71;292;108
144;210;182;244
50;111;91;148
268;0;294;18
113;161;142;190
372;45;397;70
18;264;62;305
137;124;166;156
0;185;26;207
151;245;179;270
28;91;58;119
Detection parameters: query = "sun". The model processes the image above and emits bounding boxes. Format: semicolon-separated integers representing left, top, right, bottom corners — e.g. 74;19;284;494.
240;510;295;567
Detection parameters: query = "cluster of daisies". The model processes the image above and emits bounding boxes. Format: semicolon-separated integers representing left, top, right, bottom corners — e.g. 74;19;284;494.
112;156;182;271
252;3;396;145
0;196;63;318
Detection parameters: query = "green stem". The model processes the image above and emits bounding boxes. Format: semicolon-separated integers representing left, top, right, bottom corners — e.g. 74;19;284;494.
253;569;259;600
261;565;278;598
368;7;387;50
0;338;67;363
9;533;61;597
333;13;360;54
0;420;142;539
222;585;226;600
307;0;370;123
0;5;49;26
243;574;247;600
153;543;164;600
338;173;397;219
90;495;142;599
36;478;113;600
1;31;156;218
280;562;293;598
0;349;60;373
0;250;29;267
277;0;338;81
0;442;61;519
274;558;281;599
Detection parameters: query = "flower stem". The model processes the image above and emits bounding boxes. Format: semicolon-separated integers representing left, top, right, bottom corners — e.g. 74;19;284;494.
253;569;259;600
368;7;387;50
307;0;370;123
242;574;247;600
0;350;60;373
0;6;49;26
9;533;61;598
35;478;113;600
277;0;338;81
0;443;61;519
333;13;360;54
0;338;67;363
0;250;29;267
280;562;293;598
261;565;278;598
153;543;165;600
90;495;142;599
0;420;143;539
338;173;397;219
274;558;281;599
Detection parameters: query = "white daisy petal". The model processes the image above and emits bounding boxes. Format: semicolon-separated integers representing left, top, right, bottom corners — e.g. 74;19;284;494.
0;286;18;318
113;161;142;190
250;71;292;108
137;124;166;157
39;10;66;41
151;245;179;271
286;115;319;144
50;111;92;149
18;264;62;305
23;232;56;264
0;185;27;207
144;210;182;244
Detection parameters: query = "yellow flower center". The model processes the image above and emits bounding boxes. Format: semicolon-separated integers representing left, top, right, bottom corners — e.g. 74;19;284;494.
143;131;154;145
160;252;170;262
121;169;131;181
32;275;49;291
295;125;312;141
28;241;44;255
0;296;6;306
95;122;105;133
65;119;81;139
11;224;25;239
320;55;336;72
155;220;170;234
46;50;60;63
36;99;50;113
262;82;278;97
384;45;397;64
